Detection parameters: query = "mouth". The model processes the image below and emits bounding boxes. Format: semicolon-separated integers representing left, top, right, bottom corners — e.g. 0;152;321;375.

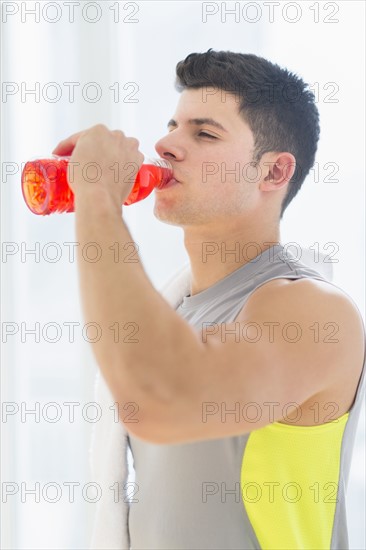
156;177;181;191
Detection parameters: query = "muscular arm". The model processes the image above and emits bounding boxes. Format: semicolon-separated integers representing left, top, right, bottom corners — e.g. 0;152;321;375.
76;190;365;445
74;187;205;415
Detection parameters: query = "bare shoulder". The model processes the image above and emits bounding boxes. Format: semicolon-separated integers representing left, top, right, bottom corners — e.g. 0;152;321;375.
239;276;365;359
242;277;363;321
237;277;366;423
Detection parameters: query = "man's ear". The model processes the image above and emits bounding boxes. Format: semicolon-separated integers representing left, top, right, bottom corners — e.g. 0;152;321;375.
261;152;296;191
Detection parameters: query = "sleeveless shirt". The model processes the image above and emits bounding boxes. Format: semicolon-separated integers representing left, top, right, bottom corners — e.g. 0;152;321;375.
127;243;366;549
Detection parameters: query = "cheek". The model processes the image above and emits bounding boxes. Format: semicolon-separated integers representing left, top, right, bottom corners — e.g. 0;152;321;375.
194;152;229;187
200;162;248;193
191;145;252;190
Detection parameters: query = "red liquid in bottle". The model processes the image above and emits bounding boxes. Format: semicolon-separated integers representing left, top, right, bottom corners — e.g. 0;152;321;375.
21;157;172;215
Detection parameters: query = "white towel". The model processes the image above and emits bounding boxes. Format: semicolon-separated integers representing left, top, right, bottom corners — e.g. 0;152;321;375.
89;263;191;550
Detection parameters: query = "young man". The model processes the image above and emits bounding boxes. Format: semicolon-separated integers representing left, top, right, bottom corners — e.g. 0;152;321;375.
53;50;365;549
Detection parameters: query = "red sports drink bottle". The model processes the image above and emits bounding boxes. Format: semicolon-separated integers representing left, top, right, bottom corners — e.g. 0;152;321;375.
21;155;173;215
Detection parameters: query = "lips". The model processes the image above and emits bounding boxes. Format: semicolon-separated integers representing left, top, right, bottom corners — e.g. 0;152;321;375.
169;173;180;183
156;177;181;191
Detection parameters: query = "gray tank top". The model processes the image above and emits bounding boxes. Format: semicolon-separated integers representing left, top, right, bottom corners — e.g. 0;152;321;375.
127;243;366;549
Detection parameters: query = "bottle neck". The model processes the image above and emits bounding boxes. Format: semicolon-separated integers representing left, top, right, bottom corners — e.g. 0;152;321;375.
144;157;173;186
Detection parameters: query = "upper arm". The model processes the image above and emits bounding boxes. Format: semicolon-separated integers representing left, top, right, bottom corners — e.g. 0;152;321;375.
129;279;365;444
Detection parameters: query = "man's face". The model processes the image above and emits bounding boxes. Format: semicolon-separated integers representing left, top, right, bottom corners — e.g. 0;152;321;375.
153;87;260;228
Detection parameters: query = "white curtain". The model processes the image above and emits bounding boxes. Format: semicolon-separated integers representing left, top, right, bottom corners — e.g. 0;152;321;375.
1;2;364;548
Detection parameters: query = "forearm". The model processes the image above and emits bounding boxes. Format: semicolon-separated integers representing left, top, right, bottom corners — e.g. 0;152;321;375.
74;187;202;410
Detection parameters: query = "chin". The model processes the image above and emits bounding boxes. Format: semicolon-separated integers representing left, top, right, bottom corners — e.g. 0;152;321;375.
153;205;182;226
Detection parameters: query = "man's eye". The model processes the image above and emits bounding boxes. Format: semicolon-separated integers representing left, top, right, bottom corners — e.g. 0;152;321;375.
198;132;217;139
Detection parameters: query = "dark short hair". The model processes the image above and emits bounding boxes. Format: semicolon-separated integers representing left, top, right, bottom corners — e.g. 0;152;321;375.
175;49;320;219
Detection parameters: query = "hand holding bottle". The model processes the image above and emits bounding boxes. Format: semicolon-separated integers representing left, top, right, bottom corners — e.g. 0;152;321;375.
52;124;144;206
22;125;173;215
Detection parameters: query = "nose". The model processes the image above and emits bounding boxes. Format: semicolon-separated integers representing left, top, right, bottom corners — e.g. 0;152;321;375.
154;132;185;162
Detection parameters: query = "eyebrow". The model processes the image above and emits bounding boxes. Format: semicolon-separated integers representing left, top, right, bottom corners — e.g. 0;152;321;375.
167;117;228;133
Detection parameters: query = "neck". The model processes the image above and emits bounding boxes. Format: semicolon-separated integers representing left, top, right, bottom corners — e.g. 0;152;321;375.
183;222;281;296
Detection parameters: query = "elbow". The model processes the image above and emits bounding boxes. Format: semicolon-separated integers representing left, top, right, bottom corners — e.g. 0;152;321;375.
117;384;175;445
120;409;173;445
120;389;189;445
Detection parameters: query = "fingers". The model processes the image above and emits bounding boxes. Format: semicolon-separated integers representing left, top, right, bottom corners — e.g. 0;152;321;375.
52;130;86;156
111;130;139;147
52;124;107;156
52;124;142;157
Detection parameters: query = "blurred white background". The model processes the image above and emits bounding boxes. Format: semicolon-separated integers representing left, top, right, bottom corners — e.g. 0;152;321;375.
1;1;365;548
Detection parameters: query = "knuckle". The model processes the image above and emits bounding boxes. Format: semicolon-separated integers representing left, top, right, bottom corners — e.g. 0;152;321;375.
114;130;125;138
129;137;140;148
94;123;108;132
